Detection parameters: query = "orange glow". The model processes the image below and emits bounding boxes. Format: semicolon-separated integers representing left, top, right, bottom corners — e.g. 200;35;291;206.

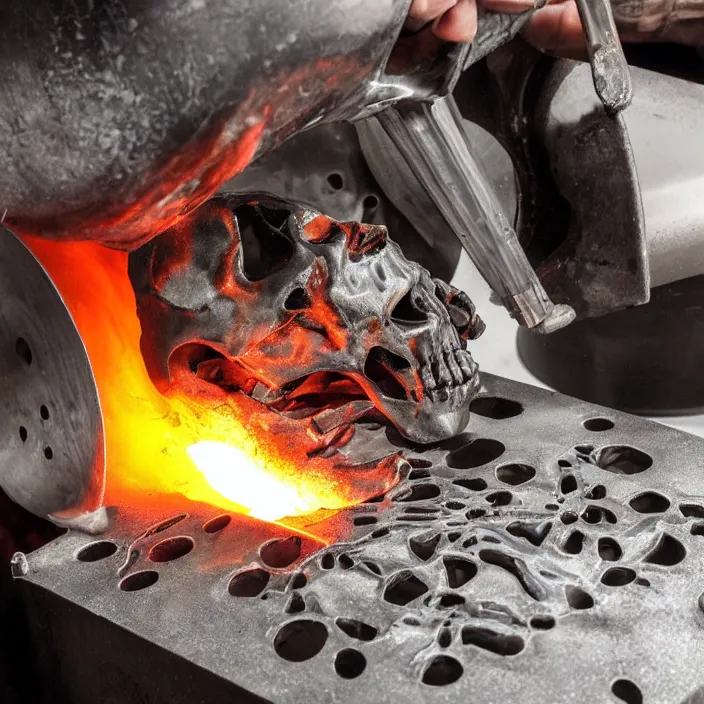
23;238;399;525
187;441;318;521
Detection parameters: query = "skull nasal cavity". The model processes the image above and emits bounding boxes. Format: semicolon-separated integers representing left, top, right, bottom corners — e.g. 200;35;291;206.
284;288;312;311
364;347;410;400
235;203;295;281
392;290;428;324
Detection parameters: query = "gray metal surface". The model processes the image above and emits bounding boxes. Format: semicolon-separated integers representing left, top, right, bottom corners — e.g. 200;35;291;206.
18;374;704;704
369;49;649;323
0;227;106;532
0;0;413;246
356;115;516;266
373;96;575;333
574;0;633;114
533;59;650;319
0;0;549;248
624;67;704;288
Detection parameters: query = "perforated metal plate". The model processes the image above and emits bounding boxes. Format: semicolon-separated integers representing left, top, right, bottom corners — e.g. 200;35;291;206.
16;374;704;704
0;226;106;530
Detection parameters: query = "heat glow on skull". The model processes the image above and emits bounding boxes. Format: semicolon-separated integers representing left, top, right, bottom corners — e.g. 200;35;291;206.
128;193;484;444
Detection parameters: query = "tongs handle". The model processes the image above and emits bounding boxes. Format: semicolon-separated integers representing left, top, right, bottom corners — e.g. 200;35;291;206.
575;0;633;114
376;95;575;332
363;0;631;333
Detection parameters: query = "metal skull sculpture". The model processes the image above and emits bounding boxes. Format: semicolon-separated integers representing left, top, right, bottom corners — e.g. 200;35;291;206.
128;193;484;444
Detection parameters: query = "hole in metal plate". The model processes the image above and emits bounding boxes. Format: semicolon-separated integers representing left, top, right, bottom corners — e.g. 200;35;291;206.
560;474;578;494
422;655;463;686
260;536;302;569
203;514;231;534
274;620;328;662
680;504;704;518
119;570;159;592
327;173;344;190
77;541;118;563
611;678;643;704
149;536;194;563
629;492;670;514
595;446;652;475
396;484;441;502
446;439;505;469
363;194;380;211
461;626;525;655
334;648;366;679
383;571;428;605
496;463;535;486
565;586;594;610
583;418;614;432
443;556;477;588
601;567;636;587
453;478;487;492
336;618;377;641
409;534;441;562
644;534;686;566
563;531;585;555
229;569;270;597
598;537;622;562
470;397;523;419
530;615;555;630
15;337;32;366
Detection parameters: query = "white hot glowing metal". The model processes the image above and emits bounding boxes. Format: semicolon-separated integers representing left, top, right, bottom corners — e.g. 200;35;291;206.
187;441;315;522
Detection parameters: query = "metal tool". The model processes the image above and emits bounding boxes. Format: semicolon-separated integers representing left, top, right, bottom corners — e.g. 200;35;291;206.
0;227;107;532
575;0;633;114
375;96;576;332
352;1;632;333
1;0;631;331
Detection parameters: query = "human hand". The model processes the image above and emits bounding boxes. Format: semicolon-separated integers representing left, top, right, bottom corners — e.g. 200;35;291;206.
406;0;535;43
408;0;704;53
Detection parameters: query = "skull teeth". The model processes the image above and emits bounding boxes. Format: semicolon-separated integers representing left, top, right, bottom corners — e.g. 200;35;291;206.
425;374;479;408
422;348;477;397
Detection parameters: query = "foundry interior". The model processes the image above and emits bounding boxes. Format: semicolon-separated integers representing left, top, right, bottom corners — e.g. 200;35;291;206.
1;2;703;703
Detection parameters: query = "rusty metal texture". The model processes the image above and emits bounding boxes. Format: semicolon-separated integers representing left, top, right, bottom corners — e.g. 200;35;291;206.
16;374;704;704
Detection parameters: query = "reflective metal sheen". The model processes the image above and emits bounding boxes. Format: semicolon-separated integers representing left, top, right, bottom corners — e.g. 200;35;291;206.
0;227;106;532
16;374;704;704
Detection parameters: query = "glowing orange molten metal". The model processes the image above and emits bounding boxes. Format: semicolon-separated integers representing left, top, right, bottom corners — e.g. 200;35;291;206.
23;238;398;524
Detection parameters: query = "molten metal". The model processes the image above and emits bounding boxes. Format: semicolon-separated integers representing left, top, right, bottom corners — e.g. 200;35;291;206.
23;238;397;524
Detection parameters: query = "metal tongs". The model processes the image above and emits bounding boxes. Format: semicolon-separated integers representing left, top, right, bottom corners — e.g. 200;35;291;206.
353;0;632;333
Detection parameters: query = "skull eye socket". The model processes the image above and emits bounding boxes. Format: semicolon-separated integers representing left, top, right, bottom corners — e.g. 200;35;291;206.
235;203;295;281
391;290;429;324
258;204;291;230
